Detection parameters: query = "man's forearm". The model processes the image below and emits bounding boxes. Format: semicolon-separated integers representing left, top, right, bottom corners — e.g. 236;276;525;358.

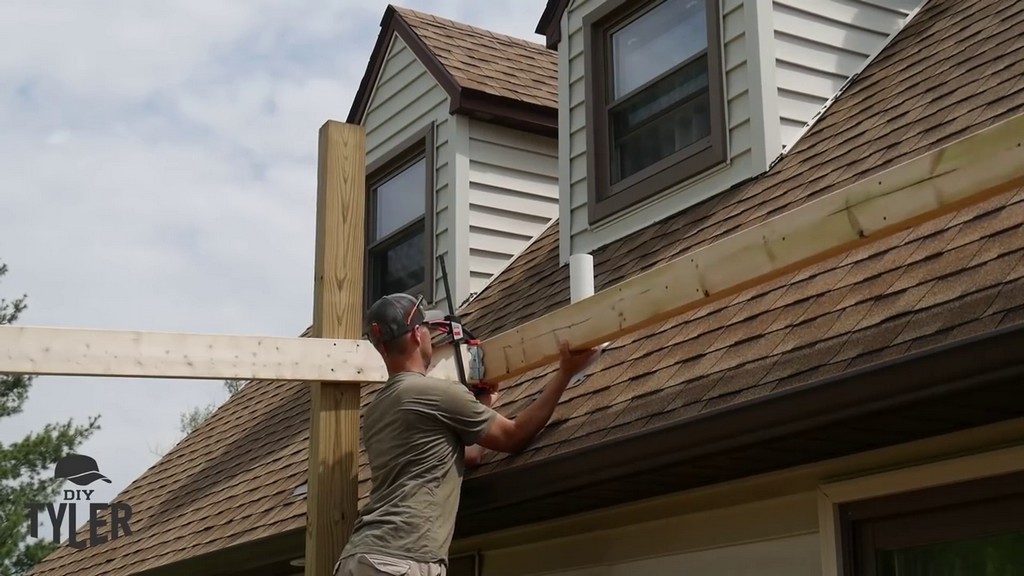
508;368;572;450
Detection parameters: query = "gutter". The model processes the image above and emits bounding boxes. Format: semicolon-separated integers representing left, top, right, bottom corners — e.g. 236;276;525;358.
459;319;1024;517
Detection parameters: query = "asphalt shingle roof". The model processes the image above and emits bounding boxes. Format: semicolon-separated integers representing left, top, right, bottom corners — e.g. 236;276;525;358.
394;6;558;109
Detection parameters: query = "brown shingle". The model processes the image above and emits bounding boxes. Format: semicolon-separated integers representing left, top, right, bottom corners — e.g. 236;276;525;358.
704;383;776;412
988;278;1024;315
763;337;847;384
395;7;557;109
703;356;779;399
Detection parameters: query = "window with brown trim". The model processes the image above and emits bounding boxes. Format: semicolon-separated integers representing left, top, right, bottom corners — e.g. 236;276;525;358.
838;472;1024;576
583;0;727;223
365;124;435;306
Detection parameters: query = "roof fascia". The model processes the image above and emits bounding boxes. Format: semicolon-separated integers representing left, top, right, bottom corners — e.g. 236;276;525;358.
453;88;558;138
536;0;568;48
457;320;1024;532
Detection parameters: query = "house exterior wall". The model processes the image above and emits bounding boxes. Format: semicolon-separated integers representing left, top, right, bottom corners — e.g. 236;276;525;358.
479;494;820;576
452;419;1024;576
772;0;923;150
465;119;559;298
363;34;454;305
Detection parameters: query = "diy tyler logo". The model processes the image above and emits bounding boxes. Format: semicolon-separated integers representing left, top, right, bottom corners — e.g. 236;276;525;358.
25;454;134;549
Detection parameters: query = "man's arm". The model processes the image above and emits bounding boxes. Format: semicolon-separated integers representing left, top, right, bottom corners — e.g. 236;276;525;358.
464;393;497;467
471;342;597;456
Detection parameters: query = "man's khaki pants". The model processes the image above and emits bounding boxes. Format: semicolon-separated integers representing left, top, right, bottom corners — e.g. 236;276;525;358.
334;553;445;576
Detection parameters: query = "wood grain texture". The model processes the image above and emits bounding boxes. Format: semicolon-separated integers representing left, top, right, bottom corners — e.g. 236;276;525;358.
307;120;365;576
0;326;386;381
0;324;473;383
478;111;1024;383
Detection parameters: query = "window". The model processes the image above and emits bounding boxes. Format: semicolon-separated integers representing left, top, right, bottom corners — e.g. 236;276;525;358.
365;124;434;305
839;472;1024;576
584;0;727;223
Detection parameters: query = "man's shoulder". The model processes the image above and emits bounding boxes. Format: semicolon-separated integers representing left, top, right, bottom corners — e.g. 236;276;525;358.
391;373;461;394
391;371;447;385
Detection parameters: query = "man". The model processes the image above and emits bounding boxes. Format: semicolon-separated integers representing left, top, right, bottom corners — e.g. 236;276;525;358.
335;293;598;576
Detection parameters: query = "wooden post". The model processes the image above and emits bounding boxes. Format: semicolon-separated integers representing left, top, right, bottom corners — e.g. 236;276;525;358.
306;120;365;576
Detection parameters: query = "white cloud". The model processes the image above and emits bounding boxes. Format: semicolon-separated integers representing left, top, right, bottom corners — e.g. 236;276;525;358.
0;0;550;527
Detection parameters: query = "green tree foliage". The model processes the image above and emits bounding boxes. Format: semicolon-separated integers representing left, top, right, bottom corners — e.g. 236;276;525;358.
0;261;101;576
178;379;245;436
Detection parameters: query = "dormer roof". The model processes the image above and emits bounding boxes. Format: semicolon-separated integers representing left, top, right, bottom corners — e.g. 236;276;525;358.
348;5;558;136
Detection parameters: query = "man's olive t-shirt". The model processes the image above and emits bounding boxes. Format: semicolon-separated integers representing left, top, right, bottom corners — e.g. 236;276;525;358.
341;372;497;564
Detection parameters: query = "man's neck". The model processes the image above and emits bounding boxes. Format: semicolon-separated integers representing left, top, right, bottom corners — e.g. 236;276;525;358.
386;360;427;376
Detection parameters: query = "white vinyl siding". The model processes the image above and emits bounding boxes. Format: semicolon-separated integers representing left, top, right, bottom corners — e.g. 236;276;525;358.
773;0;922;148
564;0;758;258
466;120;558;297
363;35;453;305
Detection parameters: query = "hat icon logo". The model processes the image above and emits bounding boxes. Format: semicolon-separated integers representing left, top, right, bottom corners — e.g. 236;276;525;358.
53;454;112;486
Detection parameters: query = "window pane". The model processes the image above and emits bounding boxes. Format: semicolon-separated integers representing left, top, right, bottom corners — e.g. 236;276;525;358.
610;58;710;183
374;229;425;297
611;0;707;99
374;157;425;240
878;531;1024;576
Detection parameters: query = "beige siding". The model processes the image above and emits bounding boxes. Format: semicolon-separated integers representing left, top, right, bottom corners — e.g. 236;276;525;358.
773;0;921;149
527;535;819;576
480;494;820;576
564;0;758;258
466;120;558;297
363;35;454;305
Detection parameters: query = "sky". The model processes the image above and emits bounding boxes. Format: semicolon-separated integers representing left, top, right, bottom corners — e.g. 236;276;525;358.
0;0;548;511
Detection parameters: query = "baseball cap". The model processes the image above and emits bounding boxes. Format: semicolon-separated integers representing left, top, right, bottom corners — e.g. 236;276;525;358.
53;454;112;486
364;293;446;346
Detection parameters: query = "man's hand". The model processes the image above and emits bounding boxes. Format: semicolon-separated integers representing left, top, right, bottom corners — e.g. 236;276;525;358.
473;380;500;395
556;341;601;380
477;391;500;408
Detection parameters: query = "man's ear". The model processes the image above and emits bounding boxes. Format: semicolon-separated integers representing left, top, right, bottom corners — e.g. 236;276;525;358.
411;324;426;346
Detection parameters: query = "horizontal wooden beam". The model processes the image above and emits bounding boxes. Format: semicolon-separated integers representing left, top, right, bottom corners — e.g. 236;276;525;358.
478;111;1024;383
0;326;386;382
0;325;474;384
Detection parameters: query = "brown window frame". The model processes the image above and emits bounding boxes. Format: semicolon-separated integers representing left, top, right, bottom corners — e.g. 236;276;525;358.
364;123;435;307
583;0;728;224
838;471;1024;576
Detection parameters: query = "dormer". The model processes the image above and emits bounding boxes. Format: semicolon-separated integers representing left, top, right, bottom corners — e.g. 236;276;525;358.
348;6;560;309
537;0;924;262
